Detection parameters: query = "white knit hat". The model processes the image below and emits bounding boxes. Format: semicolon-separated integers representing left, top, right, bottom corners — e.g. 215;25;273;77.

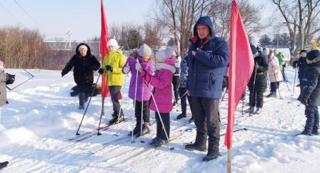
156;46;176;63
138;44;152;58
78;45;88;51
107;39;119;49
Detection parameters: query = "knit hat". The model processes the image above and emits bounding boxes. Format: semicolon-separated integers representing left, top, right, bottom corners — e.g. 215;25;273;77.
0;60;4;72
311;39;318;50
78;45;88;51
156;46;176;63
107;39;120;49
138;44;152;58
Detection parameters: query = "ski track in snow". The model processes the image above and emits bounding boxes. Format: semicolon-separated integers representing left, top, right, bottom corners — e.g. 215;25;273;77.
0;68;320;173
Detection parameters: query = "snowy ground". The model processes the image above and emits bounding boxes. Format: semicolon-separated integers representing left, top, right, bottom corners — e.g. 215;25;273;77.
0;67;319;173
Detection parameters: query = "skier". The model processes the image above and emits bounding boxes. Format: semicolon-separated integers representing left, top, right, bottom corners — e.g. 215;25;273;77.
275;50;287;82
139;46;176;147
0;60;7;106
185;16;229;161
293;50;308;94
98;39;126;125
246;46;268;114
61;43;100;109
176;57;194;122
123;44;154;137
298;41;320;136
266;49;283;97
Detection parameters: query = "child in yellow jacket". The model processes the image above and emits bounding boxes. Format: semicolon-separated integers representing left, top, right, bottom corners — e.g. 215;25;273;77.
98;39;126;125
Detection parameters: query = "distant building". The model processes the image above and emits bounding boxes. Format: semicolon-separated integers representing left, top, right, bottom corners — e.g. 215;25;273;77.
44;41;100;56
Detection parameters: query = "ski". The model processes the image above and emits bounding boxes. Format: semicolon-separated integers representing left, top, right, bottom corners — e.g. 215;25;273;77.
220;127;248;136
87;122;193;156
66;124;110;141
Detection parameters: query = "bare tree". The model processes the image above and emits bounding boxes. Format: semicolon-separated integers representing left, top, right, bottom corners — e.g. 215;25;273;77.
143;21;164;49
155;0;212;55
208;0;263;39
272;0;320;54
156;0;262;55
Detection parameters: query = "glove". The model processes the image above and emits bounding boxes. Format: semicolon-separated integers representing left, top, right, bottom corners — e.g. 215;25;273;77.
135;62;142;72
105;65;113;72
98;68;104;74
122;65;130;74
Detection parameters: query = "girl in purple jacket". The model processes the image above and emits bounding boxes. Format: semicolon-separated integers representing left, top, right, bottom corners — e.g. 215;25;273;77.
123;44;154;137
139;47;176;147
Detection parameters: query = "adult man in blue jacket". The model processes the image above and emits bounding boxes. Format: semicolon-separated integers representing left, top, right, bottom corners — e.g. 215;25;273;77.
185;16;229;161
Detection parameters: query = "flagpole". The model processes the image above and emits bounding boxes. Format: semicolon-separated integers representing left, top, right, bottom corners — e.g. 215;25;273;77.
227;150;232;173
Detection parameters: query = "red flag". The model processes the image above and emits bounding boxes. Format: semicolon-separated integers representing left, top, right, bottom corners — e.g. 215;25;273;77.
224;0;254;149
100;0;110;97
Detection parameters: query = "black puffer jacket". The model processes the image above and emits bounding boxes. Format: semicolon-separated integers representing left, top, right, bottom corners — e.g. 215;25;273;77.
248;54;268;92
299;50;320;106
62;43;100;90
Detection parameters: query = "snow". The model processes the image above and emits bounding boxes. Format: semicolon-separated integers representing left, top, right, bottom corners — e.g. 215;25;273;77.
0;67;319;173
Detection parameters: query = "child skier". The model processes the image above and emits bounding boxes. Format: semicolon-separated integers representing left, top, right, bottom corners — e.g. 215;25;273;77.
123;44;154;137
139;46;176;147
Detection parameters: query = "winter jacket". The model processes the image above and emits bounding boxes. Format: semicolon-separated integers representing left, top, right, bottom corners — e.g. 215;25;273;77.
276;52;284;66
299;50;320;106
293;57;308;79
102;50;126;86
143;57;176;113
248;54;268;92
0;72;6;106
179;58;188;88
62;43;100;90
268;54;283;82
125;56;154;101
186;16;229;99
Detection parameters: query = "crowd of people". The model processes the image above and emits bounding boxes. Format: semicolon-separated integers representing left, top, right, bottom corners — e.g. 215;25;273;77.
59;16;228;161
1;16;319;165
246;41;319;136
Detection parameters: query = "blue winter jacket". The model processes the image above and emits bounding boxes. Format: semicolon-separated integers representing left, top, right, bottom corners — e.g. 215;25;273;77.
186;16;229;99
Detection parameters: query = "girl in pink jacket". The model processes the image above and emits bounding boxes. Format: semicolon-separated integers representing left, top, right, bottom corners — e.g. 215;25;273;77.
140;47;176;147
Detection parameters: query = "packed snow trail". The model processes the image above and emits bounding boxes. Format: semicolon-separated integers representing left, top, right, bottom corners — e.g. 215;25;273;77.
0;68;319;173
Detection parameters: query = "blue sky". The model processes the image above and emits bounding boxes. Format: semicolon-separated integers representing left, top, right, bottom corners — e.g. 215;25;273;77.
0;0;273;41
0;0;155;41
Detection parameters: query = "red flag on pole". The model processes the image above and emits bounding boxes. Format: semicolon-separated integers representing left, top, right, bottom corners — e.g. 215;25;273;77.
225;0;254;149
100;0;110;97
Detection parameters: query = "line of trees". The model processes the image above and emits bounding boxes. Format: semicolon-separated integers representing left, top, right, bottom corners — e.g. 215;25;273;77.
0;27;73;70
259;33;291;48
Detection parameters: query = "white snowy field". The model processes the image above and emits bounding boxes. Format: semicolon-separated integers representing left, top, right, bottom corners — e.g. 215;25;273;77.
0;67;319;173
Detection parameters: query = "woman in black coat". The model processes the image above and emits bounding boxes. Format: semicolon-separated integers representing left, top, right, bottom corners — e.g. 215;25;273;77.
61;43;100;109
247;49;268;114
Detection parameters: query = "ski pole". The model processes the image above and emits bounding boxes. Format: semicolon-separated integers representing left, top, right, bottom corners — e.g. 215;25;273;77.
140;80;144;137
76;74;101;135
97;94;105;135
131;59;140;143
6;70;34;91
150;92;170;141
293;67;297;96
